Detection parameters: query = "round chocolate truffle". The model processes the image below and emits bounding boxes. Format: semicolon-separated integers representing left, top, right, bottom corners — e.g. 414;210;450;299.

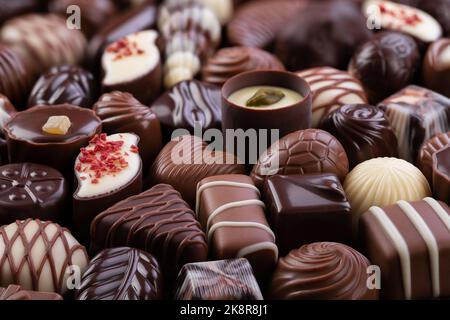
349;32;420;103
275;0;371;71
320;104;398;169
344;157;431;224
417;132;450;184
202;47;285;86
251;129;349;190
268;242;378;300
423;38;450;98
0;163;68;225
28;65;96;109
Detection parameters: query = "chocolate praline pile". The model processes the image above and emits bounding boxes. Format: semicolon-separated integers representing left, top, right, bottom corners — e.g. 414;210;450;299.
0;0;450;301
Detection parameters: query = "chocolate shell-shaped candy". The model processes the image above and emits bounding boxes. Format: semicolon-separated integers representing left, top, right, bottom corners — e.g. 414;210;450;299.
90;184;208;284
418;132;450;183
101;30;162;104
0;219;89;294
73;133;143;243
0;163;68;226
76;247;163;300
158;0;221;88
0;285;63;300
175;259;263;300
251;129;349;190
268;242;378;300
28;65;96;109
296;67;368;127
423;38;450;98
227;0;306;49
0;45;32;108
320;104;398;169
93;91;163;170
0;14;87;76
150;80;222;142
202;47;285;86
149;135;246;207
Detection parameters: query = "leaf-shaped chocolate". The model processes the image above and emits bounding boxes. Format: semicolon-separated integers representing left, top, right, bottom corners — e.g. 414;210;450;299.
246;88;285;107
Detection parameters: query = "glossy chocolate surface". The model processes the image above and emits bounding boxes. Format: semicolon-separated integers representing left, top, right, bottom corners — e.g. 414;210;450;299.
418;132;450;183
0;94;17;133
423;38;450;98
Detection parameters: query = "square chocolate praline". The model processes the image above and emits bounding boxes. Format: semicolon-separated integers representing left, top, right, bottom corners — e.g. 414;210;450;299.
263;174;352;256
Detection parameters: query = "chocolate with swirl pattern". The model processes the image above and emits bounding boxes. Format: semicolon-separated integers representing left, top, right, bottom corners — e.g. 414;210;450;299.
90;184;208;284
201;47;285;86
93;91;163;170
268;242;378;300
418;132;450;183
320;104;398;169
75;247;163;300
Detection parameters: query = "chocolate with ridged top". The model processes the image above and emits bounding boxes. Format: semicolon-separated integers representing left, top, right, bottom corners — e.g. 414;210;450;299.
423;38;450;98
90;184;208;284
320;104;398;169
268;242;378;300
202;47;284;87
150;80;222;142
76;247;163;300
418;132;450;183
0;285;63;300
93;91;162;169
28;65;96;109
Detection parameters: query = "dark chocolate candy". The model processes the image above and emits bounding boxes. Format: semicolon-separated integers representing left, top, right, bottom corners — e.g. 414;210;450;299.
149;135;246;207
0;0;41;24
150;80;222;142
263;174;352;256
275;0;371;71
432;146;450;204
349;32;420;104
5;104;102;177
28;65;96;109
320;104;398;169
268;242;378;300
0;285;63;300
227;0;307;50
0;94;17;134
202;47;285;87
76;247;163;300
423;39;450;98
378;85;450;162
73;133;143;243
90;184;208;283
418;132;450;183
359;198;450;299
196;174;277;285
175;258;263;300
0;163;68;226
251;129;349;190
93;91;163;170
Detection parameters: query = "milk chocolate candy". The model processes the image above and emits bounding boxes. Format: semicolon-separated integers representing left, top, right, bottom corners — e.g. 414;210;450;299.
360;198;450;299
90;184;208;284
432;146;450;204
268;242;378;300
296;67;368;127
0;14;87;76
5;104;102;177
263;174;352;256
76;247;163;300
73;133;143;243
0;285;63;300
418;132;450;183
150;80;222;142
378;85;450;162
320;104;398;169
0;163;68;225
149;135;246;207
251;129;349;190
28;65;96;109
196;174;278;284
423;38;450;98
0;219;89;294
93;91;163;170
349;32;420;104
175;259;263;300
101;30;162;104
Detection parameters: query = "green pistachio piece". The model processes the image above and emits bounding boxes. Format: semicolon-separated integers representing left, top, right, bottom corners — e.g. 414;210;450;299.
246;88;285;107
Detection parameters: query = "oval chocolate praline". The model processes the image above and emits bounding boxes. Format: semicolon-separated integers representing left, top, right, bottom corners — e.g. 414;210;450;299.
320;104;398;169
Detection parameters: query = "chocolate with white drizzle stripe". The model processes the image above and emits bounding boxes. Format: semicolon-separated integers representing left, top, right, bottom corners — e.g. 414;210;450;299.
196;174;278;284
360;197;450;299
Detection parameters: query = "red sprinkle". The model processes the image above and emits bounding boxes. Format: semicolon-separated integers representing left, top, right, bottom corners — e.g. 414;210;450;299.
106;37;146;61
379;3;422;26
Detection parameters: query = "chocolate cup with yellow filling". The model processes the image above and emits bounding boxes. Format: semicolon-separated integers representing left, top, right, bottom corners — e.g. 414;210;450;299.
221;70;312;164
